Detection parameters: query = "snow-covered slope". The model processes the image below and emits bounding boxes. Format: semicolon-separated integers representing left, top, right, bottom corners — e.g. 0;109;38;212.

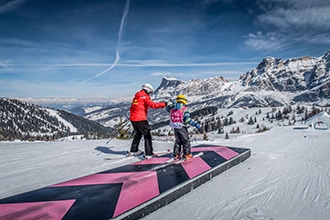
45;109;78;133
1;125;329;219
146;127;330;220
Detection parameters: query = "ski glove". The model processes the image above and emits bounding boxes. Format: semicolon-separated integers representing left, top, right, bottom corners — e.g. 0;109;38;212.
166;100;173;107
165;100;174;112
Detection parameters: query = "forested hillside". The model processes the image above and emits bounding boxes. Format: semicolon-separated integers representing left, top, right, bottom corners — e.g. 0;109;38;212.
0;98;110;141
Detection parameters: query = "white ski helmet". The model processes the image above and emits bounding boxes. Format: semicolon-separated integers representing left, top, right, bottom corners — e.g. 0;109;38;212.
142;83;154;94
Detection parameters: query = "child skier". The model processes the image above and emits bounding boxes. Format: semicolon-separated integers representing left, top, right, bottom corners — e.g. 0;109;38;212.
167;94;201;160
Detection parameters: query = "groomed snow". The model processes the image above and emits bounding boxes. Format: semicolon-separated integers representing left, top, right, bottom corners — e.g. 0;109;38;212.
0;126;329;219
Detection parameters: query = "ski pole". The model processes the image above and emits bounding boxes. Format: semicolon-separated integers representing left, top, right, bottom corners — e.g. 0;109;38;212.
105;118;130;144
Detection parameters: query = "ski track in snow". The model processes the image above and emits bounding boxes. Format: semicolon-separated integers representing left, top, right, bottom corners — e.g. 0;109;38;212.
0;127;330;219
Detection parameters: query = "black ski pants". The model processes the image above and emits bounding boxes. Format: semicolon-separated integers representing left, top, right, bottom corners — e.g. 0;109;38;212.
130;120;153;156
173;126;191;157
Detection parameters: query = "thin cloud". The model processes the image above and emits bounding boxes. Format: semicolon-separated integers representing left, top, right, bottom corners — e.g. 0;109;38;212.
199;0;231;8
245;0;330;51
151;71;185;77
118;59;258;67
0;0;29;15
0;61;13;72
244;32;289;51
293;33;330;45
258;5;330;32
5;61;258;68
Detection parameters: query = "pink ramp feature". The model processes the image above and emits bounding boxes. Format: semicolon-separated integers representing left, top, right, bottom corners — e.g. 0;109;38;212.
113;171;159;217
192;146;239;160
0;199;75;220
52;172;159;218
181;156;211;178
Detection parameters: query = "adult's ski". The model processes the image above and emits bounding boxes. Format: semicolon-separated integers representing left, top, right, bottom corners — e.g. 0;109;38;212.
104;151;143;160
104;149;171;161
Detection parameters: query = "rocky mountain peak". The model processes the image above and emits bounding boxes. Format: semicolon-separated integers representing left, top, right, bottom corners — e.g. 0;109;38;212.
157;77;185;89
256;57;283;73
238;50;330;94
322;50;330;60
154;76;230;100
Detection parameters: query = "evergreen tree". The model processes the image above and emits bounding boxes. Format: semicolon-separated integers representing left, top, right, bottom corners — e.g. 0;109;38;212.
248;117;254;125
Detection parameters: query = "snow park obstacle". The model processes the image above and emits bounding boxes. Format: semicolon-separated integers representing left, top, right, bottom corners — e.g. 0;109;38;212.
0;144;250;220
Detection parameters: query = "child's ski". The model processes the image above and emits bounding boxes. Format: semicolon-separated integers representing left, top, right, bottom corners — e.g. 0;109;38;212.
166;152;204;164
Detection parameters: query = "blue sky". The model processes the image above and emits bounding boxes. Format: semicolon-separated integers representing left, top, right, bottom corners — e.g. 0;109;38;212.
1;0;330;102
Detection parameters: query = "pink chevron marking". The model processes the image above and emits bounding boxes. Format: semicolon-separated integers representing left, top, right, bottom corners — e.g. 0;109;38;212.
181;156;211;178
134;157;170;165
51;172;159;218
0;199;75;220
113;172;159;217
192;146;239;160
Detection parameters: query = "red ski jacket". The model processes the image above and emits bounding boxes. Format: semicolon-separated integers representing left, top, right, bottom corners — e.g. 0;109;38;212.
129;89;166;122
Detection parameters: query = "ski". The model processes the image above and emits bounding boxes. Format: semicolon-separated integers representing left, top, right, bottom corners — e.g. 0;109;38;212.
166;152;204;164
104;149;170;161
104;151;143;160
152;149;171;157
142;149;172;160
165;157;179;163
105;119;130;144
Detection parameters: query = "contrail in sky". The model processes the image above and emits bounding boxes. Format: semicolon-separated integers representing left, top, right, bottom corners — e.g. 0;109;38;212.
0;61;13;72
83;0;130;83
0;0;28;14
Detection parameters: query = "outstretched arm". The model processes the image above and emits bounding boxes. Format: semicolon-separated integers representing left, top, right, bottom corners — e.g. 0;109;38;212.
183;111;201;129
145;96;166;109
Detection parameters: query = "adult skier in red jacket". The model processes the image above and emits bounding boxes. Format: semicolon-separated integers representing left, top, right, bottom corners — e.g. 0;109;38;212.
128;83;166;158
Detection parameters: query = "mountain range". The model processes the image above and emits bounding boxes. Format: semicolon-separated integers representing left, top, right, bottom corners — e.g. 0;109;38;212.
1;50;329;141
73;50;330;127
